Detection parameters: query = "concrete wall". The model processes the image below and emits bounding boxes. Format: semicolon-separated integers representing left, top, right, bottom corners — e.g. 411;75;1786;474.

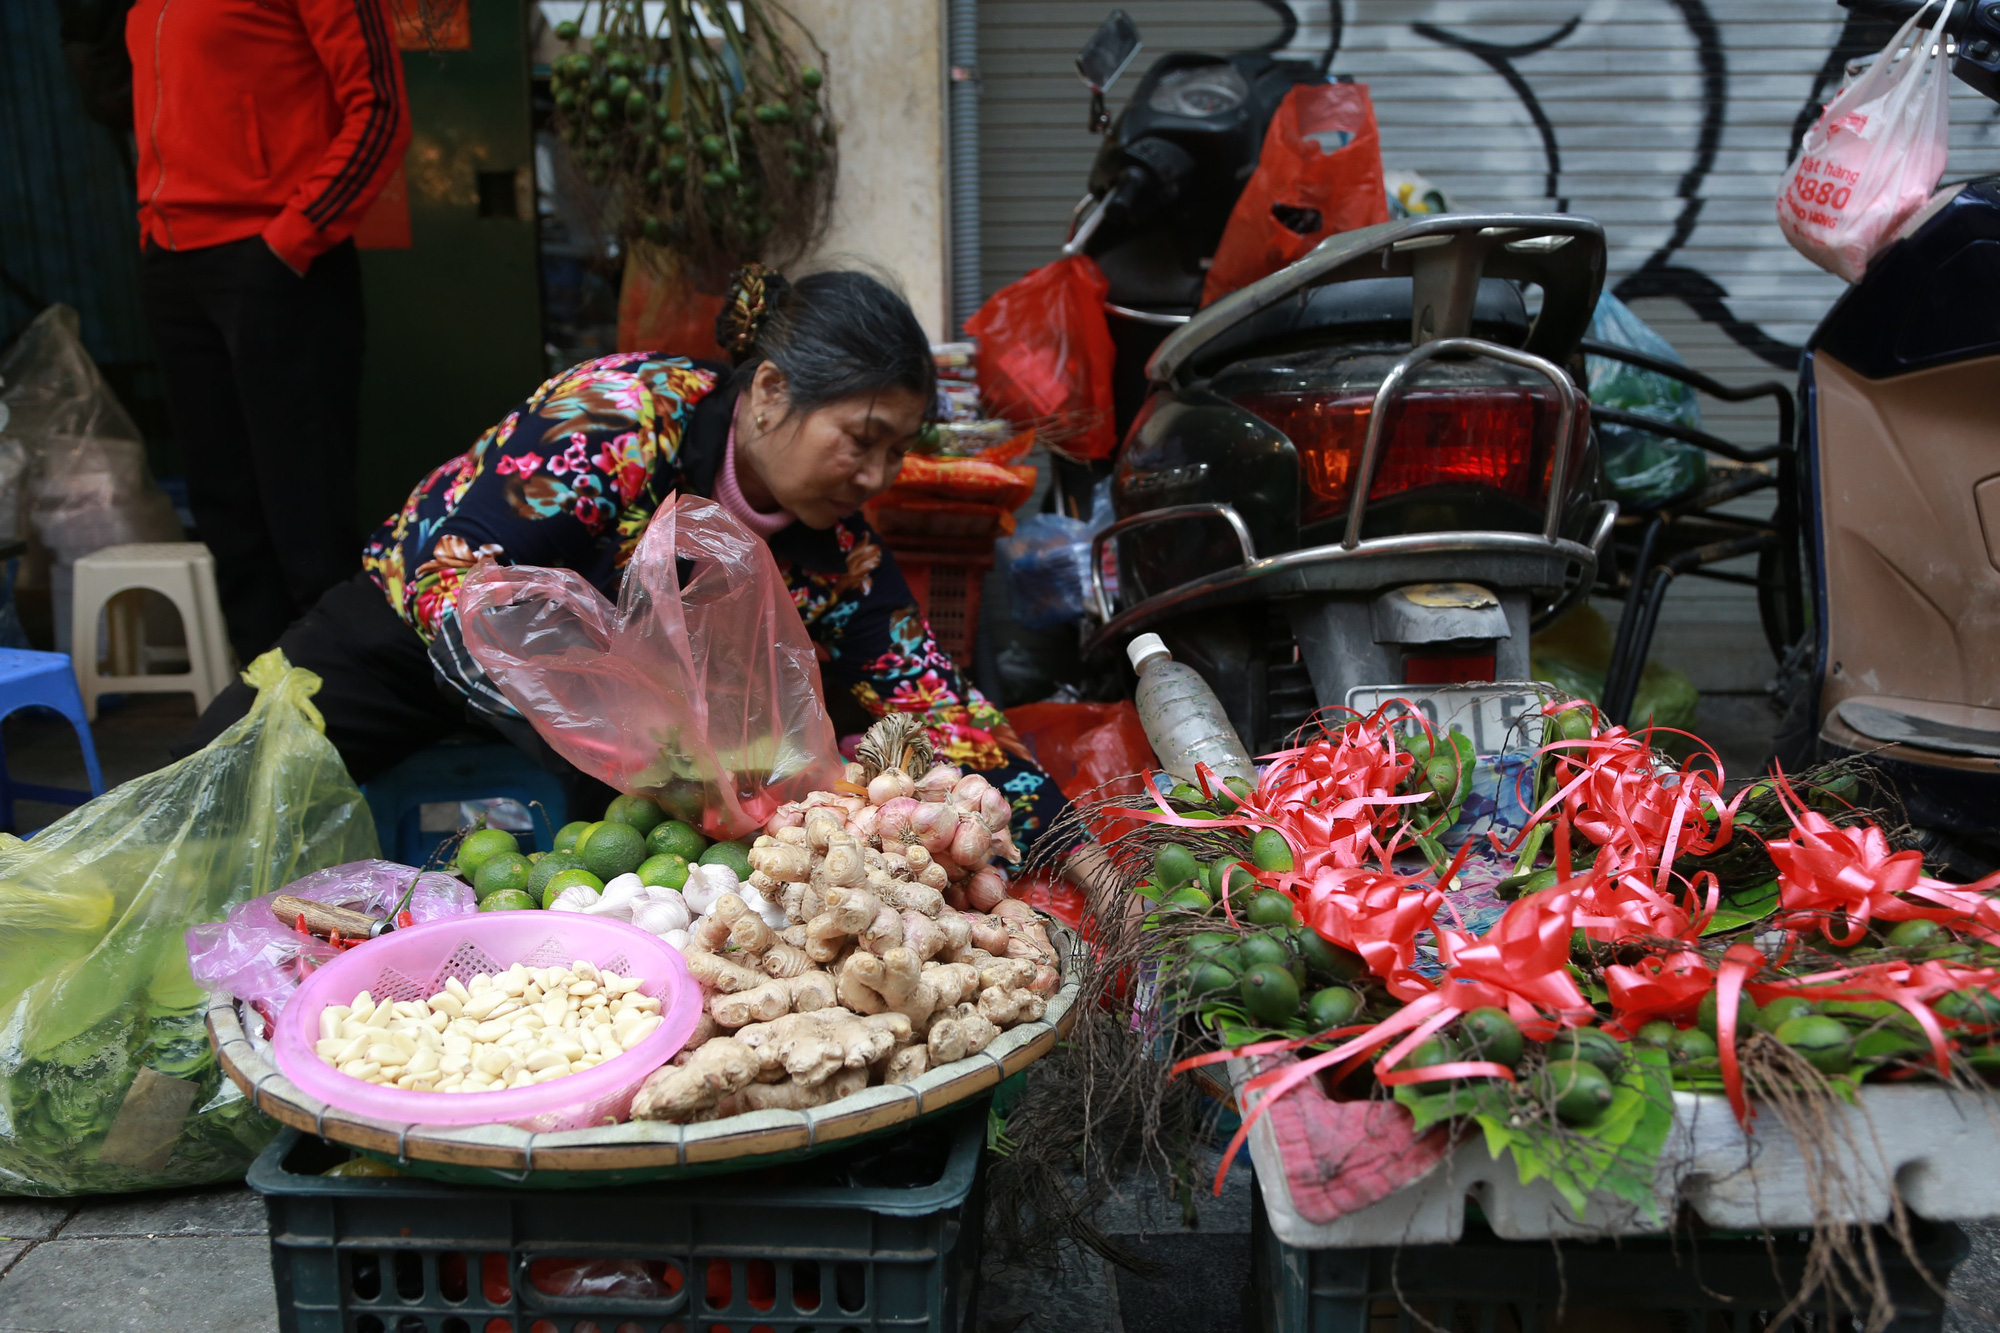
789;0;951;342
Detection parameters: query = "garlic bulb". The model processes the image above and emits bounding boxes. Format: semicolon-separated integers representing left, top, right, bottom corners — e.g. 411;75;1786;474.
661;928;690;952
680;863;738;915
548;884;601;913
631;895;692;937
590;873;645;921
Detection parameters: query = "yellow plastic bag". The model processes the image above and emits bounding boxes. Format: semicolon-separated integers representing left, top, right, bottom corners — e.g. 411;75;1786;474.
0;651;378;1195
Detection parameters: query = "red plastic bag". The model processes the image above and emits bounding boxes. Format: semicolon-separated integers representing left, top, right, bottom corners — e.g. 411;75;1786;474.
883;454;1039;510
965;255;1118;462
1201;83;1390;306
1007;700;1155;806
458;494;842;838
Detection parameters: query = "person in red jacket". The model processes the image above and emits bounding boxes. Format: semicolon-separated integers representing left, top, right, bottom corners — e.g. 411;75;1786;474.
128;0;411;664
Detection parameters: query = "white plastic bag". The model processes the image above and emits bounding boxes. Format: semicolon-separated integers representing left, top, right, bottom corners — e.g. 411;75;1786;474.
1777;0;1954;282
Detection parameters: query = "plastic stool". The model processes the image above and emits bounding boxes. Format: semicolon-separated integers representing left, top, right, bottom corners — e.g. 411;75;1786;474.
0;649;106;832
71;542;233;720
363;738;569;868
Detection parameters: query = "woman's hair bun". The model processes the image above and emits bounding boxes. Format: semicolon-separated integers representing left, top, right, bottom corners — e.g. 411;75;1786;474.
716;262;792;364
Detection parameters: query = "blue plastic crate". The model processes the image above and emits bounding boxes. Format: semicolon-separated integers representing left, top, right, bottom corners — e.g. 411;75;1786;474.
363;739;568;867
249;1102;989;1333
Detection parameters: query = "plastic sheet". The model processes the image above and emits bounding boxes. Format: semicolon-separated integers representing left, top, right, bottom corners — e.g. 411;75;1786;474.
1530;603;1698;735
0;305;183;651
0;651;379;1196
185;860;474;1032
458;493;842;839
1584;293;1707;509
1201;82;1390;306
965;255;1118;462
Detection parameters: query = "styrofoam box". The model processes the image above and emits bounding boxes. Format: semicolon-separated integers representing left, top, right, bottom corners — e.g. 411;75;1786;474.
1231;1059;2000;1248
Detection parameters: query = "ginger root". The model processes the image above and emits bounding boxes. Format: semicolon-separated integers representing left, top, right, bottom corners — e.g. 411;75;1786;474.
735;1008;911;1086
632;1037;759;1121
927;1004;1000;1064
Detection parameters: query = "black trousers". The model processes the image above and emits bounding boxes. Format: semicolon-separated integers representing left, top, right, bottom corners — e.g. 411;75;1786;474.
142;236;364;664
185;572;617;819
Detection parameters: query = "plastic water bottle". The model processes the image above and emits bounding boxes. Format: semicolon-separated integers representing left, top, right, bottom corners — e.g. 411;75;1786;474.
1127;632;1257;787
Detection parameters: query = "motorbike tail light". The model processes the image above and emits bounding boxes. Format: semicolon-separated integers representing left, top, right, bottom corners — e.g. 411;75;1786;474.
1236;384;1581;528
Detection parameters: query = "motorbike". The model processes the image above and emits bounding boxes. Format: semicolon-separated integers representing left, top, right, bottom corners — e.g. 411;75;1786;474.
1779;0;2000;871
1064;12;1615;756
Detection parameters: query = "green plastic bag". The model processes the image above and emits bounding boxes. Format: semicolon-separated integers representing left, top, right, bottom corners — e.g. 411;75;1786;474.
1530;603;1699;737
0;651;378;1195
1585;293;1707;509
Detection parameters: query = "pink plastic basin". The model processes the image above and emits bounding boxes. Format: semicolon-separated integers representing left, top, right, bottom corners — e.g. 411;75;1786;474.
273;913;701;1133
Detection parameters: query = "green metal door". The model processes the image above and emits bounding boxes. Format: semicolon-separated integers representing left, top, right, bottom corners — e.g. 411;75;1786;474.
357;0;543;535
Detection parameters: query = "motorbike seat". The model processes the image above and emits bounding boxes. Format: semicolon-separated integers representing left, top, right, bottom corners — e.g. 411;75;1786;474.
1177;277;1530;381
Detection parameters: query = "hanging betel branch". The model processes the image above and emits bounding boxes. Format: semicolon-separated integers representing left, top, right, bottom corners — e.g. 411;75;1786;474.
547;1;837;277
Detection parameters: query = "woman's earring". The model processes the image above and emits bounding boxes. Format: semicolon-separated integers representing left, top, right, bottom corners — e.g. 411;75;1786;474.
757;414;768;430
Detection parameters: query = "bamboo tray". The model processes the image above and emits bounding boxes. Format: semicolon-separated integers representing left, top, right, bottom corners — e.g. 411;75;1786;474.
210;929;1081;1189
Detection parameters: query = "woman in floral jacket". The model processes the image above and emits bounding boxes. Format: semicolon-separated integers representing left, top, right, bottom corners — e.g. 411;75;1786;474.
186;266;1069;854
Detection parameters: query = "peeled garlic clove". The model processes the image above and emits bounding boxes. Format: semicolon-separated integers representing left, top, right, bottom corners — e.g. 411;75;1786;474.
550;884;601;913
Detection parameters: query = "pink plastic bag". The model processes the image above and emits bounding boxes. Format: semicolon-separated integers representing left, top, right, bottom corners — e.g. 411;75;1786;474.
184;860;473;1031
457;493;841;838
1777;0;1953;282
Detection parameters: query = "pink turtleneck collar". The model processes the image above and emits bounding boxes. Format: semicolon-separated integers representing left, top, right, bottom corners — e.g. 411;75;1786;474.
715;422;795;538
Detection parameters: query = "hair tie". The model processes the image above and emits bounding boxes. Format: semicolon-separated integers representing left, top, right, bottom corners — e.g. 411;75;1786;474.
716;262;790;364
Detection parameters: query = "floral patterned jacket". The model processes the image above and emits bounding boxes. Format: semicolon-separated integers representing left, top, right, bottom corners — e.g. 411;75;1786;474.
362;352;1068;855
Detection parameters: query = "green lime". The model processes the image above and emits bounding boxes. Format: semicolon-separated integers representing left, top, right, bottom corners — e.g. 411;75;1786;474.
1238;964;1301;1024
455;828;519;880
699;840;753;881
1153;844;1200;889
1162;885;1213;913
1697;989;1758;1038
1246;890;1299;927
571;821;606;856
581;821;647;881
1756;996;1815;1030
637;853;689;890
1937;989;2000;1027
1238;932;1292;972
529;850;586;898
1887;918;1942;949
1547;706;1594;743
1207;859;1257;906
1669;1028;1718;1062
1774;1014;1853;1074
1218;775;1254;808
1294;929;1365;981
1399;732;1435;764
472;852;533;901
1250;829;1295;873
1306;987;1364;1032
1167;783;1207;808
553;821;591;852
1393;1036;1458;1072
1460;1008;1523;1067
1855;1027;1926;1060
1635;1021;1678;1048
1185;962;1237;1000
648;819;709;861
1541;1059;1614;1124
479;888;538;912
1423;755;1464;801
1548;1027;1624;1079
605;793;666;836
542;867;606;909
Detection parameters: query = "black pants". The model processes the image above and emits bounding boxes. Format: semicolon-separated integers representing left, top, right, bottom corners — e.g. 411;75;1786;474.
143;236;364;664
185;572;617;818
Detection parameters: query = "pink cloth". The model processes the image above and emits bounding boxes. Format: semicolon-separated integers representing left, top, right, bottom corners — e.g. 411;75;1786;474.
714;422;795;538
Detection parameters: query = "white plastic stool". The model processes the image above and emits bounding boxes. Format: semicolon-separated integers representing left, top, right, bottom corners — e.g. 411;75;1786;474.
71;543;234;719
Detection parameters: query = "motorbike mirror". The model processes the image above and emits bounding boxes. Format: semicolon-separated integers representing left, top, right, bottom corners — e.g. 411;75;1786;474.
1076;10;1142;94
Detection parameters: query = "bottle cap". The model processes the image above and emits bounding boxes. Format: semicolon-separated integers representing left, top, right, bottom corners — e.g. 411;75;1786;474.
1126;632;1172;674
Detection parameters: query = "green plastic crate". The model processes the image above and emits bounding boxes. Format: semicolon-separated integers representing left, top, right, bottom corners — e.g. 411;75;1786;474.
1252;1190;1966;1333
249;1103;989;1333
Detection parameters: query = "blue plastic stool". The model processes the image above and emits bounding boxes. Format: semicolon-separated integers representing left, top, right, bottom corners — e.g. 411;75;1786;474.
0;648;107;832
363;738;568;867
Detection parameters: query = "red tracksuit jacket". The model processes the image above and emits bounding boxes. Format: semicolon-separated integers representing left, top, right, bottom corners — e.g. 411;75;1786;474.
127;0;412;272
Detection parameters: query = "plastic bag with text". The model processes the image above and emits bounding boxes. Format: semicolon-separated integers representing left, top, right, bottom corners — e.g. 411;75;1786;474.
965;255;1118;462
1776;0;1953;283
185;860;474;1034
0;651;379;1195
458;494;842;839
1202;82;1390;306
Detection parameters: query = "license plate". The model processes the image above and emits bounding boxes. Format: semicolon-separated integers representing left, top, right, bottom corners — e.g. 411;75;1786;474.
1344;682;1558;849
1344;681;1554;758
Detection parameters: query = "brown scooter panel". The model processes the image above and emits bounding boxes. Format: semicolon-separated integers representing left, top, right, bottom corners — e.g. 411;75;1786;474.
1815;350;2000;728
